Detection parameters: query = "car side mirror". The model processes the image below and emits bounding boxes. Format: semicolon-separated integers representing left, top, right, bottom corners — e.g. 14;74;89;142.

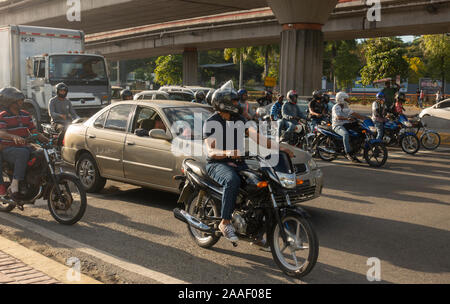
149;129;172;141
135;128;149;137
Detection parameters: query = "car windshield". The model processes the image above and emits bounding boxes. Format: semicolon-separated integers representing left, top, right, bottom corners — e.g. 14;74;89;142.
168;92;194;101
163;107;213;139
49;55;108;85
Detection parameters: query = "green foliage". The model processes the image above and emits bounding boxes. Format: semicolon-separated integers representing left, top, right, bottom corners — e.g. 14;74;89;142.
360;38;409;86
420;34;450;85
334;40;361;89
154;55;183;86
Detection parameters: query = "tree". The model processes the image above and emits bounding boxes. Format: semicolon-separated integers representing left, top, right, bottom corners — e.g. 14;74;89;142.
360;37;409;86
404;56;425;84
154;55;183;86
420;34;450;92
224;48;252;89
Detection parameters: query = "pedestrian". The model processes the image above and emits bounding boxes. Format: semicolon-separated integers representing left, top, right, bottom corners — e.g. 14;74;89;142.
419;90;424;109
435;90;442;104
416;88;420;107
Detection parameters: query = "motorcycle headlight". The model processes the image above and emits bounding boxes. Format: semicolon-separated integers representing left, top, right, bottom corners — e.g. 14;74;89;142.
369;126;377;133
307;158;318;171
403;121;412;128
276;172;297;189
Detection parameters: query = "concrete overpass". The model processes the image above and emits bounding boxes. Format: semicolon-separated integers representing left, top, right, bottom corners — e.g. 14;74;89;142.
84;1;450;61
2;0;450;94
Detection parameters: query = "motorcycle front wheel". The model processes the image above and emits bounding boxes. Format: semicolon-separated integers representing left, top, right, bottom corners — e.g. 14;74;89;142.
364;142;388;167
316;137;337;162
420;131;440;150
269;214;319;279
48;174;87;225
400;134;420;154
186;192;221;248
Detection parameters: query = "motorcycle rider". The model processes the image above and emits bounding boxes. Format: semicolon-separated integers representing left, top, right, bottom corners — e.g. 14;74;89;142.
331;92;366;162
278;90;305;142
192;91;207;105
120;89;133;101
0;87;49;201
381;81;399;112
204;81;292;242
308;90;327;130
256;90;273;107
237;89;253;120
270;94;284;121
372;92;387;141
48;83;80;146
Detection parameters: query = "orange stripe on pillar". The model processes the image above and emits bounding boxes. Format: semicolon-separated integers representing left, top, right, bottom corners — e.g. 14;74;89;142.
282;23;323;31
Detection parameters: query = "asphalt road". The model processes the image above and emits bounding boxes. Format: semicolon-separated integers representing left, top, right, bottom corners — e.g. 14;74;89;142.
0;145;449;284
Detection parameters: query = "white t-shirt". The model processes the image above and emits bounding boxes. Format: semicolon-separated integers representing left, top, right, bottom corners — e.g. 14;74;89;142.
332;104;354;128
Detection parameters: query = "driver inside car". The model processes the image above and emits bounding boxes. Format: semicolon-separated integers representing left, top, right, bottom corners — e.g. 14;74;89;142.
0;87;49;201
203;81;293;242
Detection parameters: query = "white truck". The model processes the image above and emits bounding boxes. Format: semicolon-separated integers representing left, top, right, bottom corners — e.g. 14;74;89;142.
0;25;111;124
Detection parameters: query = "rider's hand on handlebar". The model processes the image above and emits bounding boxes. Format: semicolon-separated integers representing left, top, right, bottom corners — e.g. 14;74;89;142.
12;135;26;145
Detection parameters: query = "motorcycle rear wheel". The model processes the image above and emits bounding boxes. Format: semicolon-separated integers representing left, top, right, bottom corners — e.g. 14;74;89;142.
269;214;319;279
48;174;87;225
186;193;221;249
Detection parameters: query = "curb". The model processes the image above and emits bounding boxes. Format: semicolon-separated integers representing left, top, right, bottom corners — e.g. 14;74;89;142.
0;235;102;284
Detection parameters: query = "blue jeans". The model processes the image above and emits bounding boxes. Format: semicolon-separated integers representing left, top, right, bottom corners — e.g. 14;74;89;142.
374;121;384;141
277;119;297;139
333;125;351;154
2;146;32;181
206;162;247;221
309;118;323;131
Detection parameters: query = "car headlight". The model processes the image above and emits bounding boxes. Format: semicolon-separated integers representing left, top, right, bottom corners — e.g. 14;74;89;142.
307;158;318;170
276;172;297;189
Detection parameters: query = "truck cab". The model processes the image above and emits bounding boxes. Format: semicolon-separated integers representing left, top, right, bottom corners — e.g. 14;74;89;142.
26;53;111;123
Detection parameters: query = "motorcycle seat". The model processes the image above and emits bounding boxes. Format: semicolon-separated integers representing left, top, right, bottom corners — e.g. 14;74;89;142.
184;160;222;187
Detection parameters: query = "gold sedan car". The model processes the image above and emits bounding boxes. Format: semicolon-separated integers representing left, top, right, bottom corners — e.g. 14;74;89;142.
62;100;323;197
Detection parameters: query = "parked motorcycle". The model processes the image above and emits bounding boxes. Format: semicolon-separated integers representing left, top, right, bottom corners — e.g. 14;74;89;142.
316;119;388;167
173;152;319;279
383;114;420;154
0;134;87;225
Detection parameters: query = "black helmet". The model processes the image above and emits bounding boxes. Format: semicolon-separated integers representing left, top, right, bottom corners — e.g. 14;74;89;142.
206;89;215;105
395;92;406;102
265;90;273;98
312;90;323;100
55;82;69;98
287;90;298;104
211;81;240;115
120;89;133;100
195;90;206;102
0;87;26;107
322;93;330;103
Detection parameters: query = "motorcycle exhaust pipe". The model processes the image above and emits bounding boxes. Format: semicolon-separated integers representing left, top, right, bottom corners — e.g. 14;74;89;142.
173;208;214;233
318;146;337;154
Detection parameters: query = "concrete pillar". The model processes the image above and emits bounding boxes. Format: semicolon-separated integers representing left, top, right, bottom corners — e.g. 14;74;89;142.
267;0;338;95
183;48;198;86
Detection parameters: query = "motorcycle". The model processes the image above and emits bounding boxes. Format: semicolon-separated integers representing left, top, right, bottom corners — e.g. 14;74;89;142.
383;114;420;154
173;152;319;279
0;134;87;225
41;118;84;159
316;119;388;167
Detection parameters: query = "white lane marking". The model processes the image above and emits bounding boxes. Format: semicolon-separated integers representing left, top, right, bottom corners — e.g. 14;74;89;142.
0;213;187;284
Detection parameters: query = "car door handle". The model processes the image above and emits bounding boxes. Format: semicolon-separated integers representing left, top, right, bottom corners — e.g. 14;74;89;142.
88;134;96;139
127;141;135;146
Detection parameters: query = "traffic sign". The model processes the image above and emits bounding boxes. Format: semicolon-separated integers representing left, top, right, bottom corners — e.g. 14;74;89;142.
264;77;276;88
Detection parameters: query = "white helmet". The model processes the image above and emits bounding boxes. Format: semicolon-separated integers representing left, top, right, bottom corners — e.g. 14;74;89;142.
336;92;349;105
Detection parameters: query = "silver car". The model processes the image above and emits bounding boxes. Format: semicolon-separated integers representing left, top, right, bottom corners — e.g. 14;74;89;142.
62;100;323;200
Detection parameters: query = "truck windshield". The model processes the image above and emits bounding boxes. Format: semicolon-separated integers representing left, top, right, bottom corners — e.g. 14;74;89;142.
49;55;107;85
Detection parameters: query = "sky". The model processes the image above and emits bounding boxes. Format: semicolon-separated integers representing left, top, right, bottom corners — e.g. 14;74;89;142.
357;35;417;43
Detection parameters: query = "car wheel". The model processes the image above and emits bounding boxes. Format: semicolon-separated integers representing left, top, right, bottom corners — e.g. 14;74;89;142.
76;153;106;193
